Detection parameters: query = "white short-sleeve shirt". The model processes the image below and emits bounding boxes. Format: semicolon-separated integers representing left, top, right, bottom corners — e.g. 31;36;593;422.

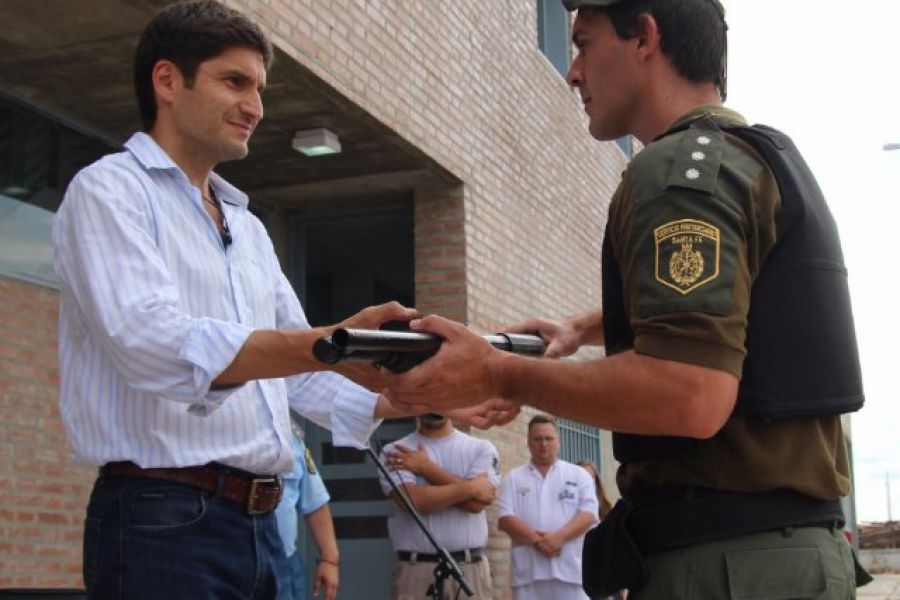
497;459;598;587
379;429;500;553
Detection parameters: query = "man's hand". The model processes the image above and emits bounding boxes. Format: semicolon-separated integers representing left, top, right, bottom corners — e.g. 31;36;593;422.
382;316;505;412
336;301;417;331
386;444;430;475
313;560;339;600
534;530;564;557
506;316;580;359
332;301;417;391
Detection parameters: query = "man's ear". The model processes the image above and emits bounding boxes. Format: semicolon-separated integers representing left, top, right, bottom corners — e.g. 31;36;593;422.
633;13;661;58
151;59;181;106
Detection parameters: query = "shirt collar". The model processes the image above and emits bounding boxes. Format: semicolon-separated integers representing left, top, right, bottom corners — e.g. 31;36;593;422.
660;104;749;140
528;460;557;474
124;132;249;208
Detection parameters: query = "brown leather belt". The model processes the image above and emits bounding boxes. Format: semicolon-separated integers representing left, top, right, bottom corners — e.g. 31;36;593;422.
102;461;283;515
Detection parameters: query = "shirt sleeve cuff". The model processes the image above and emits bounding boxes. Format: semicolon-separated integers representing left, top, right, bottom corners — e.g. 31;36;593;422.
327;381;382;449
179;317;254;412
635;332;745;377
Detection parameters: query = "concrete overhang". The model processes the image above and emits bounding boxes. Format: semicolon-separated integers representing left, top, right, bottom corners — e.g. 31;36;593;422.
0;0;458;209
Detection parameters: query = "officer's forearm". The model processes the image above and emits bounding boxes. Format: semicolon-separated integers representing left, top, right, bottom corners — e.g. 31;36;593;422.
490;349;737;438
305;504;340;564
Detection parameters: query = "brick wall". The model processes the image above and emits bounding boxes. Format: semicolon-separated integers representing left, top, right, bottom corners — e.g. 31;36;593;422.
0;276;93;588
225;0;625;350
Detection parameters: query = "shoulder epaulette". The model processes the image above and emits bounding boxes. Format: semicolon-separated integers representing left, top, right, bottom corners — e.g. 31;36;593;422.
665;118;724;194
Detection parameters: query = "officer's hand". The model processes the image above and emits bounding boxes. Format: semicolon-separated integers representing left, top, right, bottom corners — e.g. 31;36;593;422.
313;560;339;600
382;316;502;412
506;316;579;358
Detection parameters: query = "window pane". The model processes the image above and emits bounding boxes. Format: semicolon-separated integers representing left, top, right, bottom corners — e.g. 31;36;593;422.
537;0;570;77
558;417;602;469
0;95;115;288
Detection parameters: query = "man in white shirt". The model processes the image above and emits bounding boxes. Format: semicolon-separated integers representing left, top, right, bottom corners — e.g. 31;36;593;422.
52;2;421;598
498;414;598;600
379;414;499;600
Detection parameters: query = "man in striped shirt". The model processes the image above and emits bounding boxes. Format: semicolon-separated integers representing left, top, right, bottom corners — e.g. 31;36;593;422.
52;2;416;597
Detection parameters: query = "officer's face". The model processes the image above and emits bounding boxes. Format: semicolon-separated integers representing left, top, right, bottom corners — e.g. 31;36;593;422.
527;423;560;466
567;10;641;141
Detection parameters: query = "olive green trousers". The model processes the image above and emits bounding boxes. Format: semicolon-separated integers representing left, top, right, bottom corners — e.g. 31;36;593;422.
628;525;858;600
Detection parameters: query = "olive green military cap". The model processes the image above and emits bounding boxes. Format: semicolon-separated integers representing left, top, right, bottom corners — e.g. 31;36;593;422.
561;0;628;10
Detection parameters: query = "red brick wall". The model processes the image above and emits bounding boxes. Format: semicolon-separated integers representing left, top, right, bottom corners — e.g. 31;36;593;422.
0;276;93;588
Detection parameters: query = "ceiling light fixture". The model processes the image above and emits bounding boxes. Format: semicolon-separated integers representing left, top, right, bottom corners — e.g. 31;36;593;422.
292;128;341;157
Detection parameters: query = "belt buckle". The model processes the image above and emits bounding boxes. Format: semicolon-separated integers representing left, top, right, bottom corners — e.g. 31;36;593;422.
247;477;279;516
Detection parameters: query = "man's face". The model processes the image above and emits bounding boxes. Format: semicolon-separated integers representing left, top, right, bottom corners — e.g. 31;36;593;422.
169;46;266;164
566;10;640;141
527;422;560;466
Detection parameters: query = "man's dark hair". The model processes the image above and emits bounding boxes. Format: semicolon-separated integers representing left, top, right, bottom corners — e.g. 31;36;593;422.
590;0;727;97
528;414;558;433
134;0;274;131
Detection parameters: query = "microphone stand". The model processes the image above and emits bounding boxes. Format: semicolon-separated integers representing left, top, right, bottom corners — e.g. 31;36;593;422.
366;447;473;599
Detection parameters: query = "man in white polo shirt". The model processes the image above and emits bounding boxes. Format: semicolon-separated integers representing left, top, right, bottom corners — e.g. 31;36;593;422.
379;413;500;600
498;414;598;600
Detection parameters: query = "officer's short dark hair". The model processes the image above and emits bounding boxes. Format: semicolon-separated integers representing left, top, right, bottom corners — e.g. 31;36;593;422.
528;414;558;434
586;0;726;92
134;0;273;131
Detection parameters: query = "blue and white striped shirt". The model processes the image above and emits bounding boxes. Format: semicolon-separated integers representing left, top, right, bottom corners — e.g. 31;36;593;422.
53;132;378;475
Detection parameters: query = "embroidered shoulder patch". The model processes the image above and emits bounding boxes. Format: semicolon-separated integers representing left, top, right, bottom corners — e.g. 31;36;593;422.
304;447;317;475
654;219;720;294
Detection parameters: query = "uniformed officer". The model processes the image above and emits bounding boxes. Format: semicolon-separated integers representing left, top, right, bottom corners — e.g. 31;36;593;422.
274;421;340;600
383;0;870;598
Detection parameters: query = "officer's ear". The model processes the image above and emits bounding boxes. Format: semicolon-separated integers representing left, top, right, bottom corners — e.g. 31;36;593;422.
633;13;661;56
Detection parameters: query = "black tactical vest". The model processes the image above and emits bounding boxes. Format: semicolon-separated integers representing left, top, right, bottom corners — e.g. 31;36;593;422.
607;119;865;462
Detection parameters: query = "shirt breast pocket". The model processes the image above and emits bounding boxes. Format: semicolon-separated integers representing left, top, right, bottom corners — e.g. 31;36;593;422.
230;253;276;326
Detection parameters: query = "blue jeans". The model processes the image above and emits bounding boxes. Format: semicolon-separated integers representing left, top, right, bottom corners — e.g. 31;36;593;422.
83;474;284;599
274;550;308;600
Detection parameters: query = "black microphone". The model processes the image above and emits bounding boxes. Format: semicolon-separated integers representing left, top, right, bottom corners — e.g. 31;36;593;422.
221;216;232;248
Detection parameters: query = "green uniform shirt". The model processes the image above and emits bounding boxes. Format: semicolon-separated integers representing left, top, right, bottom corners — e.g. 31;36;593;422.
610;105;850;500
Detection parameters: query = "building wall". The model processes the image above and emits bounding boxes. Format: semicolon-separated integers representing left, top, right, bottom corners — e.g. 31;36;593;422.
0;276;93;588
226;0;625;328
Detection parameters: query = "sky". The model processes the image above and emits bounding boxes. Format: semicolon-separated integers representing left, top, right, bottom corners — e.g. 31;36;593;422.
722;1;900;522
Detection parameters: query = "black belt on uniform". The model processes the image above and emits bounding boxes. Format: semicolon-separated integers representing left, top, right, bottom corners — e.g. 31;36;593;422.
627;487;845;554
101;461;283;516
397;548;484;563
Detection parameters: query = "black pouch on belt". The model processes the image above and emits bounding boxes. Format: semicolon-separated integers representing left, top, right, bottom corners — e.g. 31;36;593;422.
581;498;648;598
